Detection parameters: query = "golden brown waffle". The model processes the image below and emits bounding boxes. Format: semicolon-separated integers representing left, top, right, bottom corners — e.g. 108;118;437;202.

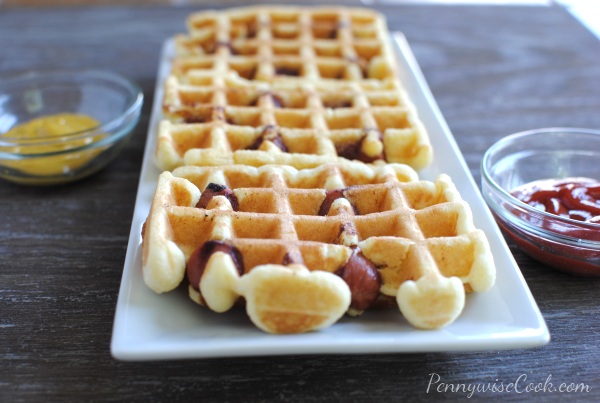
142;162;495;333
156;6;432;171
143;6;495;334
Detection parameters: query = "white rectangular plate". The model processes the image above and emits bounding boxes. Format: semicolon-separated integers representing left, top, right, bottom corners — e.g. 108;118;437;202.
111;34;549;361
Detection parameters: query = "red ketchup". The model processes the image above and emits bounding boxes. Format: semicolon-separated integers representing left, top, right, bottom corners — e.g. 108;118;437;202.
512;178;600;223
503;177;600;276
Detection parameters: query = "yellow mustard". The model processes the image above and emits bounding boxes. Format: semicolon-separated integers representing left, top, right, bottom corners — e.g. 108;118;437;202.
0;113;106;181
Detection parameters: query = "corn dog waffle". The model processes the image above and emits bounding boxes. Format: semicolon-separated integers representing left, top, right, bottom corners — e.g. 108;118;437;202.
156;6;432;171
142;162;495;333
141;6;496;335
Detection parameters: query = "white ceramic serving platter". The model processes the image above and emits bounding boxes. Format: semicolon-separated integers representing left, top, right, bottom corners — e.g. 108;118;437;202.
111;34;550;361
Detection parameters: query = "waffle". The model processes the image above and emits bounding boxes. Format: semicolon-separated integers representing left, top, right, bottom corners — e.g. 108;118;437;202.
143;6;495;334
156;6;432;171
142;162;495;333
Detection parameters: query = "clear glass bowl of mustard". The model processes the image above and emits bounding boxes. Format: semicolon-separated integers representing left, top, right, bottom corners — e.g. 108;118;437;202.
0;70;143;185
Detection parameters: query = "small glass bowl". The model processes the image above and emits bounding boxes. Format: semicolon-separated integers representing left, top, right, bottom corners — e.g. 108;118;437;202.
0;70;143;185
481;128;600;276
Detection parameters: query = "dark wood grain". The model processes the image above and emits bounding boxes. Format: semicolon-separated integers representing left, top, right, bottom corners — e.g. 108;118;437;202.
1;2;600;402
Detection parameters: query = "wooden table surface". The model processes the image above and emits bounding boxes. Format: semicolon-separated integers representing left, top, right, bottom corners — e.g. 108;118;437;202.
2;2;600;401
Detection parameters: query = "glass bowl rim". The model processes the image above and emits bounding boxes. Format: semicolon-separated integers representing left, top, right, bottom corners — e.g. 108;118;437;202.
481;127;600;247
0;69;144;146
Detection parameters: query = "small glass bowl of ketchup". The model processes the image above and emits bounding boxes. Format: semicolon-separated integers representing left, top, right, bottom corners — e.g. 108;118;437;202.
0;70;143;185
481;127;600;276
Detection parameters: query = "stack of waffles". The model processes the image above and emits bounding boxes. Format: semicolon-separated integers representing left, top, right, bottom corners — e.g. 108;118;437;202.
143;6;496;334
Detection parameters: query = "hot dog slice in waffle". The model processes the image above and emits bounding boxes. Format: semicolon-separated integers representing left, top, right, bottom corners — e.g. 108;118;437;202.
156;6;432;172
142;162;495;333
